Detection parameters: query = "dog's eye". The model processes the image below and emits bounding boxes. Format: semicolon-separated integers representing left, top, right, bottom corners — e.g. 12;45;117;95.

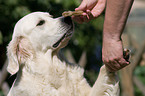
37;20;45;26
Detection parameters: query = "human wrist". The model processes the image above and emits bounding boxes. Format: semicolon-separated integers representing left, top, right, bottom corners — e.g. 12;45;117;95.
103;31;122;42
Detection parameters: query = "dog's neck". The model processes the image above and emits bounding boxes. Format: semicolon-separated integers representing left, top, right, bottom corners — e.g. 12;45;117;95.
21;49;60;74
19;48;77;82
15;49;64;86
15;49;87;92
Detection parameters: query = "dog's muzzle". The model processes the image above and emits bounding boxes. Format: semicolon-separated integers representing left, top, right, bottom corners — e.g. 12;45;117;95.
53;16;74;48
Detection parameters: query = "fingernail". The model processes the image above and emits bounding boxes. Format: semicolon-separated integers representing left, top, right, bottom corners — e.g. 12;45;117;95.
75;8;79;11
127;62;130;64
86;10;90;13
82;13;87;15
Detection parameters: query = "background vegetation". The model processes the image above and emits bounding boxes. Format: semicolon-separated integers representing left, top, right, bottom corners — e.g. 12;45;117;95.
0;0;145;96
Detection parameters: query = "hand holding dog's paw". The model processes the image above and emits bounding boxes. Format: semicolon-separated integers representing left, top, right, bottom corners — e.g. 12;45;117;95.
102;39;131;72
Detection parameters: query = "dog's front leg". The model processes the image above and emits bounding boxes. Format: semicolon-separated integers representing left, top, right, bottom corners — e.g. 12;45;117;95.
89;65;120;96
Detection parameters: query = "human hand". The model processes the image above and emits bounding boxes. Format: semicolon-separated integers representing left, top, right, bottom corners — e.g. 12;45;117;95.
72;0;106;23
102;39;130;72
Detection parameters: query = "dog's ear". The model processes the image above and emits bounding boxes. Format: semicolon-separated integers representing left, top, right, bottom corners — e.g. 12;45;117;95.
7;36;35;75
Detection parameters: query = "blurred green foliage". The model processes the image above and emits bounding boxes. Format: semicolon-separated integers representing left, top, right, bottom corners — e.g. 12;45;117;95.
0;31;3;44
134;66;145;96
0;90;4;96
135;66;145;84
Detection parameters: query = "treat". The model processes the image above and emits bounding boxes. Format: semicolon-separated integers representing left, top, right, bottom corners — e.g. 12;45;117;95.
62;10;84;17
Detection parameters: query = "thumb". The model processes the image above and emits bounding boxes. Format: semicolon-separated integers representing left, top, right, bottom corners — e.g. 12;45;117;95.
119;58;130;68
91;0;106;18
75;1;87;11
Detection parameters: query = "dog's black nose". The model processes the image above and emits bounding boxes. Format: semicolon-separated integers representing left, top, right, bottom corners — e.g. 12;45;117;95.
62;16;72;25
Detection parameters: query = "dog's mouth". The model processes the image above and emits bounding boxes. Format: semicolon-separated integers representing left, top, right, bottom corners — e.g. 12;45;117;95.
53;27;73;48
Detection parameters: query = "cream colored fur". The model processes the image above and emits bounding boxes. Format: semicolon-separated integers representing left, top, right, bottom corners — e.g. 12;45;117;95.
7;12;119;96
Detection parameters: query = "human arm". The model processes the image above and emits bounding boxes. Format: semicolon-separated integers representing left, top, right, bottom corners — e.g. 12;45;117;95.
72;0;134;72
102;0;134;72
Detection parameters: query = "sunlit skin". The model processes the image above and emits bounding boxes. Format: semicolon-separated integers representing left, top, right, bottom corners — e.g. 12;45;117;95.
72;0;134;72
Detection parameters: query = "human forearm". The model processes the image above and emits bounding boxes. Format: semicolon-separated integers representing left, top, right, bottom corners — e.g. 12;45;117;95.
103;0;134;40
102;0;133;72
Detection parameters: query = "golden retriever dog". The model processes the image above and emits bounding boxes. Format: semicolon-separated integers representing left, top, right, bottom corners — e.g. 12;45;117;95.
7;12;119;96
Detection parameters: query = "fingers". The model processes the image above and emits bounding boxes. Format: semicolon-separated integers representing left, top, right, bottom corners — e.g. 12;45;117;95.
72;10;94;23
105;60;120;72
75;0;87;11
72;15;84;24
75;0;98;11
91;0;106;18
73;0;100;23
86;10;94;20
74;5;99;23
103;57;130;72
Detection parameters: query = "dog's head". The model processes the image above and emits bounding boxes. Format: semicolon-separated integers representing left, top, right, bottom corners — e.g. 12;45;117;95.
7;12;74;75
